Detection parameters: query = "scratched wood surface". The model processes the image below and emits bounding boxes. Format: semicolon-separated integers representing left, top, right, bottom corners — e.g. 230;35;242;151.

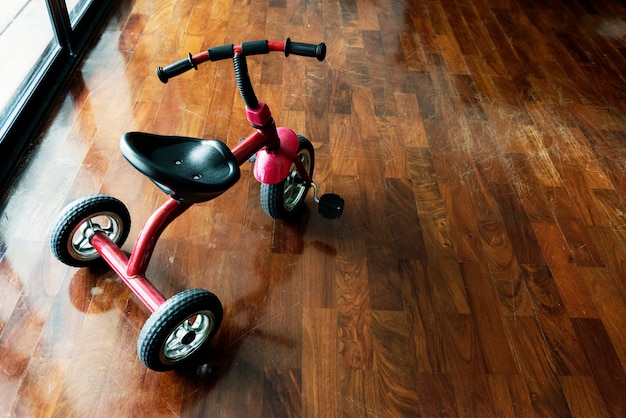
1;0;625;416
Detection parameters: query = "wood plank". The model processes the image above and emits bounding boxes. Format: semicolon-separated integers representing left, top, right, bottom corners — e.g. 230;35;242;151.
579;267;626;366
488;374;535;418
571;318;626;418
560;376;612;418
415;373;457;417
521;264;592;375
336;256;374;370
505;316;572;417
461;262;519;374
532;221;599;317
370;309;420;416
302;307;338;418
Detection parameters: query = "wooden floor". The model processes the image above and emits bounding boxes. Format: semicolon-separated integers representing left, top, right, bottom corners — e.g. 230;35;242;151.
1;0;626;416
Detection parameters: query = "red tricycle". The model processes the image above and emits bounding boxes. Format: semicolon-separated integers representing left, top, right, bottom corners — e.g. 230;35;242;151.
49;39;343;372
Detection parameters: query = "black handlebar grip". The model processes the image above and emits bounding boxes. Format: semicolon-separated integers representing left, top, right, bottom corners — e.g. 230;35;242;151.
241;40;270;56
285;38;326;61
208;44;235;61
156;53;197;83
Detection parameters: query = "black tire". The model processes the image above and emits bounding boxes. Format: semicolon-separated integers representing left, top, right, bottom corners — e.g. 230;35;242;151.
137;288;223;371
260;135;315;219
50;194;131;267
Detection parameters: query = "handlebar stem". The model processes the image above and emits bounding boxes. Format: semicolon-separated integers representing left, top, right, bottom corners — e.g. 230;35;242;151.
233;53;259;109
246;102;272;128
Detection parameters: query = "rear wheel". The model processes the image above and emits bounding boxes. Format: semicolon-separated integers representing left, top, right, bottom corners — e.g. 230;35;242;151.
137;288;223;372
260;135;314;219
50;194;131;267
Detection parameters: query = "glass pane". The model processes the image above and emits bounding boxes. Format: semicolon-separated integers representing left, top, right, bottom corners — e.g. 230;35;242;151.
0;0;56;116
68;0;91;27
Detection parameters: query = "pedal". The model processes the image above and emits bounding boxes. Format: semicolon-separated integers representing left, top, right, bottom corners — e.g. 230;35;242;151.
317;193;344;219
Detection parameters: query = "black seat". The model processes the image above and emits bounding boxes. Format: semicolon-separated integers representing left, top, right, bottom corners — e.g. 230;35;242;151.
120;132;240;203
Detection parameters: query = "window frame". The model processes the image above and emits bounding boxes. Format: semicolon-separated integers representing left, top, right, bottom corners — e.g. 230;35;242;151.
0;0;113;193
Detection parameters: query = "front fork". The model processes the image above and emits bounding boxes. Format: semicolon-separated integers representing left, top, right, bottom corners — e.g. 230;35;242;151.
255;127;311;185
231;102;312;186
233;100;346;218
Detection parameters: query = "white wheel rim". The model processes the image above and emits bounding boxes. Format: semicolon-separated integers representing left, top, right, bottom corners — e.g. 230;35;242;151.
162;311;216;363
68;211;124;261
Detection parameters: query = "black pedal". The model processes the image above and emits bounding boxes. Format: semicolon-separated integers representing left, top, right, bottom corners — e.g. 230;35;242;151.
317;194;344;219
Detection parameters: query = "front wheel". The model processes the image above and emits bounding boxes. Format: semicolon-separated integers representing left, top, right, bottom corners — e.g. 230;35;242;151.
260;135;315;220
137;288;223;372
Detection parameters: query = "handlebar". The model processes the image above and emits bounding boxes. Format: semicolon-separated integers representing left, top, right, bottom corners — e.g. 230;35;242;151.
156;38;326;83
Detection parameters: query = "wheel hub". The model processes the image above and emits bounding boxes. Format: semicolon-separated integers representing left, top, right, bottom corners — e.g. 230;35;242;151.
181;331;197;345
162;311;215;363
69;212;124;261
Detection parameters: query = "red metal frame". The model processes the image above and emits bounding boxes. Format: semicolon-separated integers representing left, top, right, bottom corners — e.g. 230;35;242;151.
90;232;166;313
90;199;191;312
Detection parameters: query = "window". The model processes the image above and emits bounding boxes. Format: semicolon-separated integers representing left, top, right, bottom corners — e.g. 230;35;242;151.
0;1;56;121
0;0;113;191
